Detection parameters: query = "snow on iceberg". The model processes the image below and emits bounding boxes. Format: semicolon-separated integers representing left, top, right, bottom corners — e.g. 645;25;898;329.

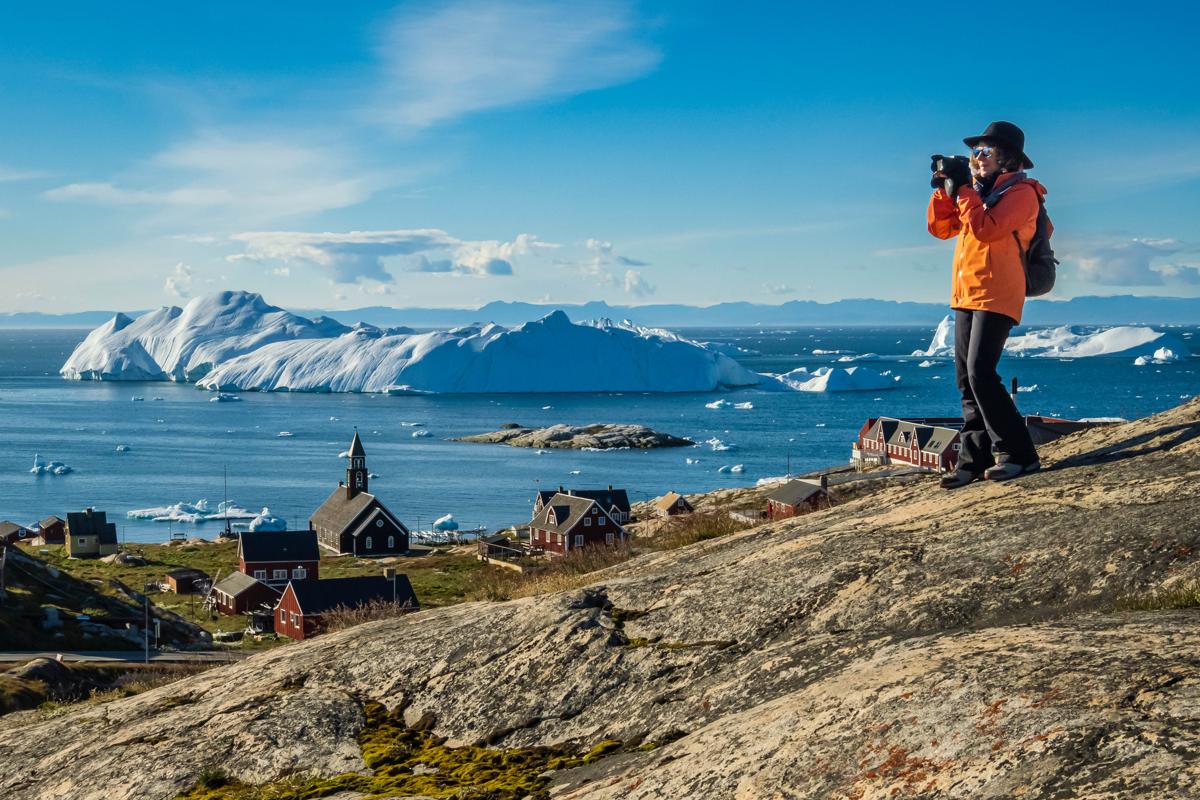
914;315;955;357
433;514;459;532
64;292;762;394
61;291;348;382
247;507;287;532
764;366;901;393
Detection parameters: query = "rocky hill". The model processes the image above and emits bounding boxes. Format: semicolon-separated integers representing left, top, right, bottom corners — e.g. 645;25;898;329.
454;423;692;450
2;398;1199;799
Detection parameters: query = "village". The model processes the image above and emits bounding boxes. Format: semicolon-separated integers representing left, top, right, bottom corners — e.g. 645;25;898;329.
1;400;1106;655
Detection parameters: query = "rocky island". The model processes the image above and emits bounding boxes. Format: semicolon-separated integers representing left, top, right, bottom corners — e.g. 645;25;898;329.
3;398;1200;799
454;422;693;450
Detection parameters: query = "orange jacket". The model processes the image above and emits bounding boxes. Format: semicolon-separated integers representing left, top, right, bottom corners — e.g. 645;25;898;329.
926;173;1049;325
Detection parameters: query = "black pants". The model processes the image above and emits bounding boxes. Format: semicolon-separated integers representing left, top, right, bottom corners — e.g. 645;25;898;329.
954;309;1038;472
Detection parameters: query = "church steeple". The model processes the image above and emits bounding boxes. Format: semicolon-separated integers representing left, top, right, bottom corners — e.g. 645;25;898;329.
346;429;368;498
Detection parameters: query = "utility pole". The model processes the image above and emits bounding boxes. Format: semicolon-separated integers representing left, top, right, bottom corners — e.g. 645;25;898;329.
0;545;7;607
143;592;150;664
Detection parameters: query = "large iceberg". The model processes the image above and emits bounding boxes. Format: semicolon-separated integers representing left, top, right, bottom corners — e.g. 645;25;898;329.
917;315;1190;359
61;291;349;382
61;291;761;394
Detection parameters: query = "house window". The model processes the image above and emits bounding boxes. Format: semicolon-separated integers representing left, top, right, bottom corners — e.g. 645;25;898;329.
575;534;584;547
387;535;394;549
293;567;307;580
254;570;267;580
273;569;287;580
280;609;286;623
583;516;591;526
365;536;373;549
290;612;299;626
556;533;562;545
355;473;362;487
952;444;961;451
77;538;87;546
606;532;614;545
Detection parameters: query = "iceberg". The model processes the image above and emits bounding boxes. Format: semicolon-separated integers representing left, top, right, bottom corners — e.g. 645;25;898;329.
30;454;73;475
432;514;459;532
918;360;936;368
62;291;763;394
210;393;241;402
765;366;901;393
705;399;731;409
61;291;349;382
1134;347;1184;366
247;507;287;532
918;315;1190;359
126;499;258;524
733;401;754;409
115;444;131;452
411;430;433;438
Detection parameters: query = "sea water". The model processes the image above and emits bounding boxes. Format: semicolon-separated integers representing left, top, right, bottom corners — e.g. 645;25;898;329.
1;327;1195;542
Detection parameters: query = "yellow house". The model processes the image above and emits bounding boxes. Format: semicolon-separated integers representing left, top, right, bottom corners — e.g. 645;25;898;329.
65;508;119;558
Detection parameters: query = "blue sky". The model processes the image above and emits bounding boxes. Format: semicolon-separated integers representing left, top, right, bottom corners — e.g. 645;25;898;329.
2;0;1199;312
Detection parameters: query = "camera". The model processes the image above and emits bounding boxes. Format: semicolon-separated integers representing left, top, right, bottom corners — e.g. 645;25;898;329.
930;154;971;192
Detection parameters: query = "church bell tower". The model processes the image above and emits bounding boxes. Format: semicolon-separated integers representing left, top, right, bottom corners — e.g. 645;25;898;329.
346;430;368;499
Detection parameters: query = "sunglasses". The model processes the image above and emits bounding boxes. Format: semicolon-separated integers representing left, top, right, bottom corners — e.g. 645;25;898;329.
971;146;996;158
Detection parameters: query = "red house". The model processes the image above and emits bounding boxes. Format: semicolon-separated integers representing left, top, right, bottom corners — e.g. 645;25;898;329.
853;417;962;473
238;530;320;589
210;571;281;616
275;575;418;640
530;493;626;556
765;479;831;520
534;486;633;524
0;521;32;545
34;515;66;545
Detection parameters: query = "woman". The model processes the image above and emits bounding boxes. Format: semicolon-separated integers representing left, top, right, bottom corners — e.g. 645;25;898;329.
927;121;1046;488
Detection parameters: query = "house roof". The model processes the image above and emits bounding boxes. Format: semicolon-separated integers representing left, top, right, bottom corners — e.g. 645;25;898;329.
537;487;631;514
38;515;64;528
532;493;600;535
348;430;366;458
239;529;320;563
166;568;209;580
765;479;827;508
654;492;691;511
311;487;377;535
346;505;408;541
213;571;280;599
66;509;118;544
0;521;25;536
287;575;418;615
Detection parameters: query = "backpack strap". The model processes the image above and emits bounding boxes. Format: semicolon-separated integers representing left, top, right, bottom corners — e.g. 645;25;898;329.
1010;181;1044;263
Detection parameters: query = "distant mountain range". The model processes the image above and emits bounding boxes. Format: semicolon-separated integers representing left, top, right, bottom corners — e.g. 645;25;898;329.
3;295;1198;329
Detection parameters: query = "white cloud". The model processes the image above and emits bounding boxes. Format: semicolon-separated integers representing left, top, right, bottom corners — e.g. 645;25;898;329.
373;0;659;129
1074;238;1181;285
764;282;797;295
45;134;378;224
0;164;47;183
1157;263;1200;285
164;262;194;298
229;229;551;283
272;266;291;277
622;268;654;297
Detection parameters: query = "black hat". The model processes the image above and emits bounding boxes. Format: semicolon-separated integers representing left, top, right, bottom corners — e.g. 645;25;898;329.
963;120;1034;169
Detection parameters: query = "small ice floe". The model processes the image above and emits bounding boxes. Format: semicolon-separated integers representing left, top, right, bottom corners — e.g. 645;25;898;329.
718;465;733;473
542;405;553;410
277;431;293;437
1134;348;1184;366
30;454;73;475
115;444;131;453
1017;384;1038;393
368;472;380;479
568;469;581;475
815;423;826;428
74;427;86;431
247;507;287;532
705;437;733;451
686;457;700;464
210;393;241;402
932;376;942;380
918;360;936;368
733;402;754;410
730;464;745;473
411;430;433;438
705;399;731;409
329;416;340;422
400;421;424;427
131;396;145;402
151;396;164;401
433;514;459;532
535;449;549;455
337;450;351;458
384;384;433;395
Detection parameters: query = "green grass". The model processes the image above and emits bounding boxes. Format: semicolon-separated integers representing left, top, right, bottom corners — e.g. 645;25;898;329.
175;701;651;800
1116;581;1200;611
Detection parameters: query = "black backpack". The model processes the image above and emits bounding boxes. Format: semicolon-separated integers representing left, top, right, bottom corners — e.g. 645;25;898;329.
1013;191;1057;297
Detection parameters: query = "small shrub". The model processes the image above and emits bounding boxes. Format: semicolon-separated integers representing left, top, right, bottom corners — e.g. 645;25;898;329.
644;511;749;551
197;769;228;789
1117;582;1200;611
322;599;418;632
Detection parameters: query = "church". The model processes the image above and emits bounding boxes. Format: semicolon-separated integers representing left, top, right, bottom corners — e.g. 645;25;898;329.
310;431;410;557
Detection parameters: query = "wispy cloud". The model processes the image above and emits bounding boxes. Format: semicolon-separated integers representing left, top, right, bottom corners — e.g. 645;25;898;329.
622;268;654;297
764;282;796;295
560;237;653;296
164;262;194;298
1073;238;1183;286
0;164;48;183
45;134;379;225
373;0;660;129
228;229;555;283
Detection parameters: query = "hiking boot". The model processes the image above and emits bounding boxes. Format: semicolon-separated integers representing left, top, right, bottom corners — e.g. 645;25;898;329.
939;468;980;489
983;459;1041;481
